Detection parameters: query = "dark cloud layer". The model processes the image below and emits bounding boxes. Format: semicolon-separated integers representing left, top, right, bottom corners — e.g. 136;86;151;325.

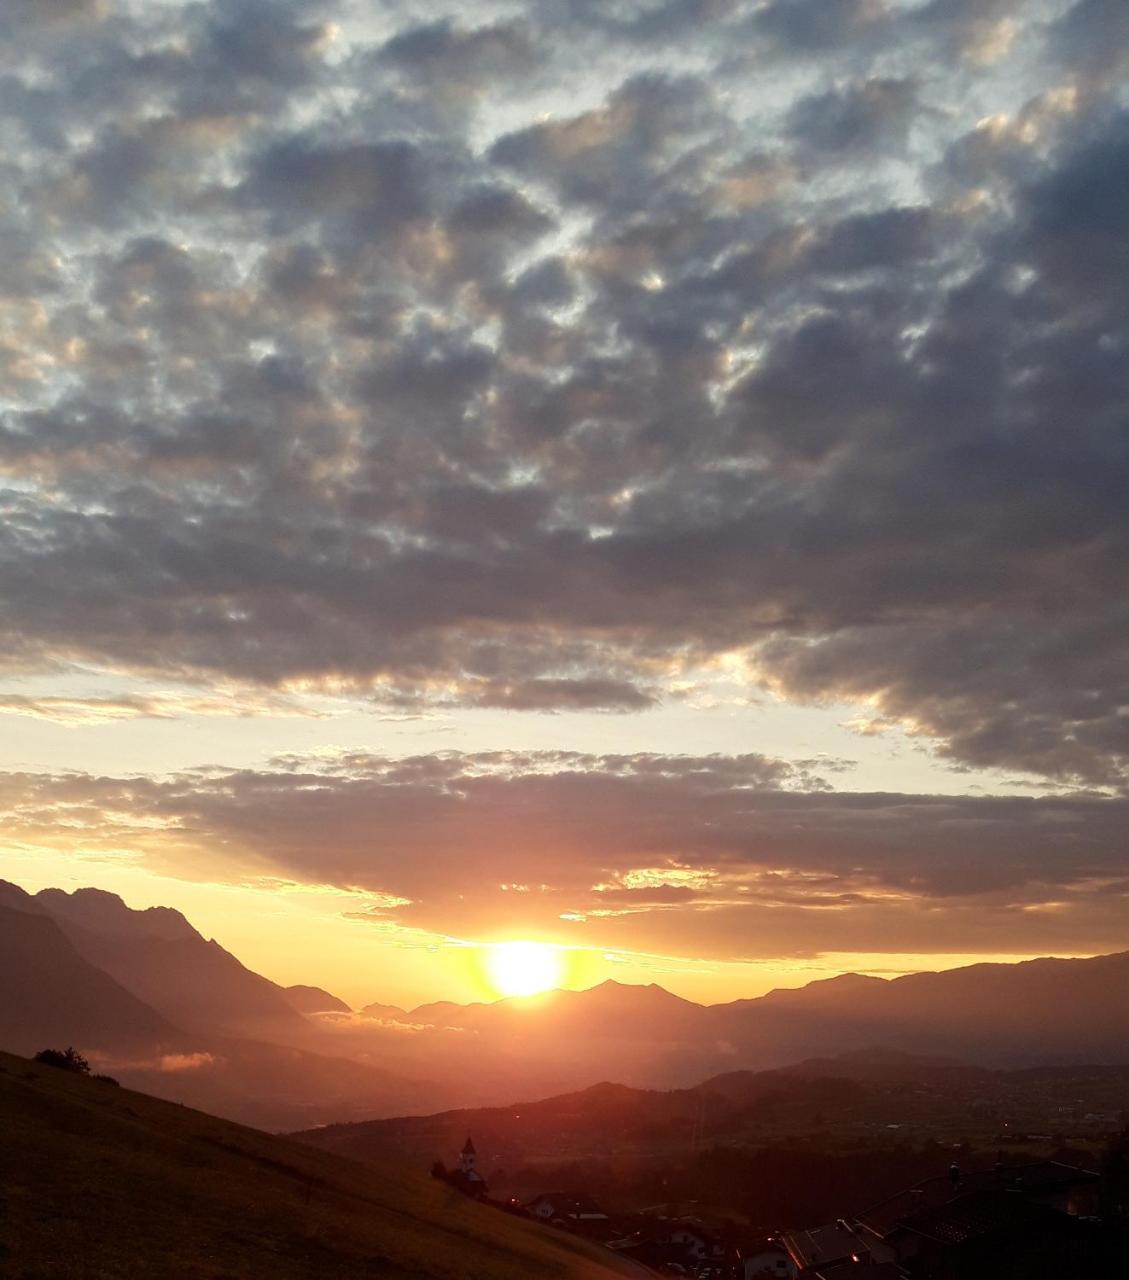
3;750;1127;958
0;0;1127;785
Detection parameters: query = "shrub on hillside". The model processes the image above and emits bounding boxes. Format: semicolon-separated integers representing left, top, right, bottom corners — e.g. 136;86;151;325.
34;1047;92;1075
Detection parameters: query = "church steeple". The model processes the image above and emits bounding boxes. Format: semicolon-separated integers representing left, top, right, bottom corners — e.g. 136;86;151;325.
459;1136;476;1175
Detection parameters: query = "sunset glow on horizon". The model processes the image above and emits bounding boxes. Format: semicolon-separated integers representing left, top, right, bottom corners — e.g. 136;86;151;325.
0;841;1098;1011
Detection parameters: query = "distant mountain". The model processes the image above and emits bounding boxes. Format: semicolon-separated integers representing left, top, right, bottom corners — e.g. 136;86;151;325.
297;1074;718;1168
0;1048;634;1280
22;882;306;1040
294;1047;1129;1180
696;1047;991;1105
721;1046;990;1088
361;1000;410;1021
703;950;1129;1068
303;1050;983;1169
758;971;889;1006
8;873;1129;1128
284;984;352;1015
408;980;703;1038
0;901;175;1055
350;953;1129;1100
0;879;46;913
291;1051;931;1169
35;885;199;942
0;882;446;1128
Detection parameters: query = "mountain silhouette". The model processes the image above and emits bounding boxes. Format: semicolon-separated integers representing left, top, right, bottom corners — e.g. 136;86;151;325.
6;874;1129;1127
0;900;174;1054
30;884;306;1038
35;885;200;941
0;882;443;1128
285;984;353;1015
702;951;1129;1066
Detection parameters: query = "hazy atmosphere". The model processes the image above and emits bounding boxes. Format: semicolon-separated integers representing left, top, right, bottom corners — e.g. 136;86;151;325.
2;0;1127;1009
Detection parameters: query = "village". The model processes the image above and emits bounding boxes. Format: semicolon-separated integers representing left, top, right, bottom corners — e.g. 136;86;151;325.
433;1135;1125;1277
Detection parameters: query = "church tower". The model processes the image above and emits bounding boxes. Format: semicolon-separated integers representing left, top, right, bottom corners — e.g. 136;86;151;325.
459;1136;476;1177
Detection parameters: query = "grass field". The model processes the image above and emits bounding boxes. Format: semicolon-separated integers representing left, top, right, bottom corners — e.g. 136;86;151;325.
0;1050;638;1279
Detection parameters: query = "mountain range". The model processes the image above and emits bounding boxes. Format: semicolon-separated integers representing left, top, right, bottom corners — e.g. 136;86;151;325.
4;875;1129;1131
352;952;1129;1094
297;1046;1107;1170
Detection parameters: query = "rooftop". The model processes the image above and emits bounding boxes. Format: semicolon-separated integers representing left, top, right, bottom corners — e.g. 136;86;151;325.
858;1162;1096;1239
897;1188;1073;1247
782;1220;868;1269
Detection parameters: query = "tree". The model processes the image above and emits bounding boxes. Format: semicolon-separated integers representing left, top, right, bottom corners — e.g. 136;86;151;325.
34;1047;92;1075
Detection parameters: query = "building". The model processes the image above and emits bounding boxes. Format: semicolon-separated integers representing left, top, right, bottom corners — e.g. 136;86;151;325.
878;1188;1117;1279
782;1219;872;1272
783;1160;1115;1279
740;1241;797;1278
855;1160;1100;1251
525;1191;608;1223
606;1216;730;1272
448;1136;488;1198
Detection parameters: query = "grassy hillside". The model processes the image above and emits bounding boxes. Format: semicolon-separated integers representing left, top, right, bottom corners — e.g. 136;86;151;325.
0;1050;637;1279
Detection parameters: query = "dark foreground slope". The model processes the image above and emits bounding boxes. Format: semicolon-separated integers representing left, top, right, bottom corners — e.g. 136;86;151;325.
0;1051;635;1280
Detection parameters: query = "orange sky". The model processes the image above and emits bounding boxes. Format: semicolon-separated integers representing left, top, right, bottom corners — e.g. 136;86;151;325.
0;850;1099;1010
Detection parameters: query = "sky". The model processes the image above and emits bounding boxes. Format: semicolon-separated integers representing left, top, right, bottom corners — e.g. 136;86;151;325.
1;0;1127;1010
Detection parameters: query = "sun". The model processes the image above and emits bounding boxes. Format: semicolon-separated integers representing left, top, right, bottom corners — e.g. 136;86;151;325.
486;940;563;999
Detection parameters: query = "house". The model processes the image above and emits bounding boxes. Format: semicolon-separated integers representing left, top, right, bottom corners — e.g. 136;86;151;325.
781;1219;871;1272
606;1216;726;1273
666;1219;720;1261
525;1191;608;1223
740;1241;797;1278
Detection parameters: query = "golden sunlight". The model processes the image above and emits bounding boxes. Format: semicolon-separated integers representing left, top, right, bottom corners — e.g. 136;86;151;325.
485;940;564;998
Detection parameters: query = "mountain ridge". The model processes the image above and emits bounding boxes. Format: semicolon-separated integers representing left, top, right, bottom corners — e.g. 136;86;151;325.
6;874;1129;1129
24;882;305;1037
0;882;445;1128
0;902;176;1054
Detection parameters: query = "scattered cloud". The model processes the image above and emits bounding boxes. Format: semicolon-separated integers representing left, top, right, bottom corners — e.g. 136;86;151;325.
0;690;330;725
0;0;1124;791
1;750;1126;960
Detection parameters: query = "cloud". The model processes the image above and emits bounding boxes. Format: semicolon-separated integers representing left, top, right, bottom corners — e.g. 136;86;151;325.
157;1051;218;1073
468;677;657;712
91;1050;220;1073
0;0;1125;788
786;78;920;156
0;690;330;726
1;751;1126;961
752;0;891;56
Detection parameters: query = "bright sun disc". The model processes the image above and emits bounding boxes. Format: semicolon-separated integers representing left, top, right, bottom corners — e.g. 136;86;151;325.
486;941;563;998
